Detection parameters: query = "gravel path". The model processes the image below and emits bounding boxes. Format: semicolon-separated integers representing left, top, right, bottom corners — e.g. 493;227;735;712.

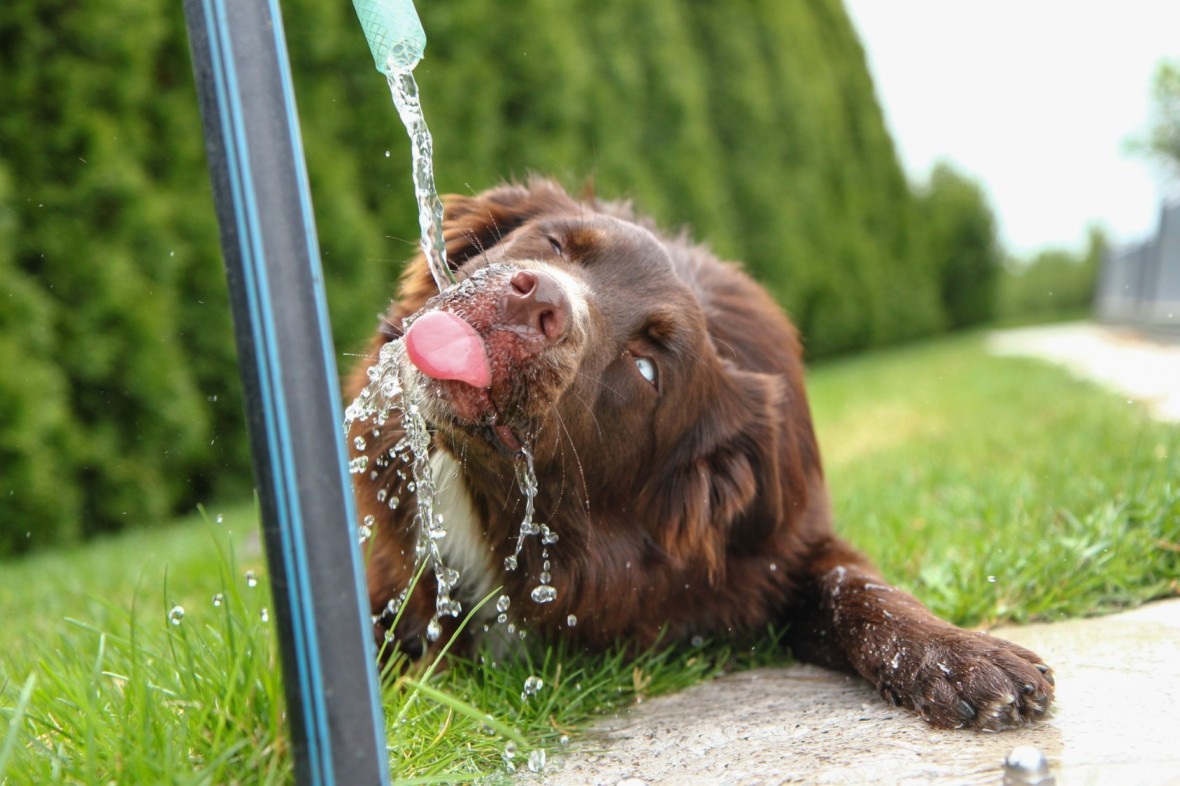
987;321;1180;422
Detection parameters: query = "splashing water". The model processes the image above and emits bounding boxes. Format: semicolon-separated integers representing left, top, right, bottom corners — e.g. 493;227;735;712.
345;341;464;625
168;605;185;626
502;445;560;605
387;68;454;291
506;446;539;569
346;338;560;626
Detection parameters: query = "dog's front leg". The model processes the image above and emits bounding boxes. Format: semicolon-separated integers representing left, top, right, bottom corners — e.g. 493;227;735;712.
786;539;1054;730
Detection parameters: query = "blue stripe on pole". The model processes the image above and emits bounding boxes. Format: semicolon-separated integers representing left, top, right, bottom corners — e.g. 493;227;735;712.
185;0;393;779
265;0;390;758
199;0;329;777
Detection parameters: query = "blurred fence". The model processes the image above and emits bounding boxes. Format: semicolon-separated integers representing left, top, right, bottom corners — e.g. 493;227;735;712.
1096;201;1180;335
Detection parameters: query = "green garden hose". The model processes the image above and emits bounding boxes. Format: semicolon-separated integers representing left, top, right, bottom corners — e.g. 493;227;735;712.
352;0;426;73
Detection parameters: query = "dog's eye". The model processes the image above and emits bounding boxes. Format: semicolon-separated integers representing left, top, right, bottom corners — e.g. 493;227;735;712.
545;235;563;256
634;356;658;387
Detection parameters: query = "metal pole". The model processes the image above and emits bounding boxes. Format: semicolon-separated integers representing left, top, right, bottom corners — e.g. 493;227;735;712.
182;1;391;783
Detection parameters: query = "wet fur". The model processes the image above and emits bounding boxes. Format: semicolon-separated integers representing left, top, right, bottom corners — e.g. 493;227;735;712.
346;178;1053;730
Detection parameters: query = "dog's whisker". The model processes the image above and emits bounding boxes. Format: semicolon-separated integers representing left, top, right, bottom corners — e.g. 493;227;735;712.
562;383;607;444
550;406;589;512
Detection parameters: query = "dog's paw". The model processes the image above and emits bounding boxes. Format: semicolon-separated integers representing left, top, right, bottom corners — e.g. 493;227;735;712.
878;629;1054;731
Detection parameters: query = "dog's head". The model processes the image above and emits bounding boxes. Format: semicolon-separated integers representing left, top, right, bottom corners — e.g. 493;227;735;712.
379;179;818;580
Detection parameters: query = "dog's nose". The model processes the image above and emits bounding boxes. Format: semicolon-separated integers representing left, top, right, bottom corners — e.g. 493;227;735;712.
504;269;568;341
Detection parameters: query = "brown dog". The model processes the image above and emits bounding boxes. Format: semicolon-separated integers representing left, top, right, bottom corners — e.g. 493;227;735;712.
346;178;1053;730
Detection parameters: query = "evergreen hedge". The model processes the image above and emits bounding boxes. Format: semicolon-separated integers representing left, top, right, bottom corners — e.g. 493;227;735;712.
0;0;997;554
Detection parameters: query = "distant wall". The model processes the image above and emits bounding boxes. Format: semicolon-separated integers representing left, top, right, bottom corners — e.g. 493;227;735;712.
1096;202;1180;334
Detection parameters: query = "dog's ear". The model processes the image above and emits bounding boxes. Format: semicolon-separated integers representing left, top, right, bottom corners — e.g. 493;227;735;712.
648;366;817;584
389;179;576;332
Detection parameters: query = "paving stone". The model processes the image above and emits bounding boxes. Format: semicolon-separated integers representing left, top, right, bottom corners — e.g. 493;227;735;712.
525;599;1180;785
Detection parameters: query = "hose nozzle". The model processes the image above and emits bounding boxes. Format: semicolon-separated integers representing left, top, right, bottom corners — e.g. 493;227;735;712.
352;0;426;73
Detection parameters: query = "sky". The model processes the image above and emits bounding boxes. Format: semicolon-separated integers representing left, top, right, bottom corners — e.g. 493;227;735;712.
843;1;1180;257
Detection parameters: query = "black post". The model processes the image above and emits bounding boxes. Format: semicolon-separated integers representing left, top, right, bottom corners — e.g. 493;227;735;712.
182;0;390;783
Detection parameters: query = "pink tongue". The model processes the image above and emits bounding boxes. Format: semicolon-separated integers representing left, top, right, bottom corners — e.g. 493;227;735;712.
404;310;492;388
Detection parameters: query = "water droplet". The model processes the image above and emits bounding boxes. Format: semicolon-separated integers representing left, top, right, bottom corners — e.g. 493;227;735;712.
527;748;546;773
245;570;258;588
215;513;224;525
504;555;518;571
497;613;508;624
376;488;388;502
359;513;376;542
349;456;369;474
496;594;511;613
502;741;517;771
559;734;570;747
1004;745;1050;783
354;435;367;451
987;575;997;583
538;571;551;584
384;149;391;158
691;635;705;647
426;618;442;641
168;605;185;625
567;614;577;627
530;584;557;604
260;608;269;623
212;593;224;607
521;675;544;699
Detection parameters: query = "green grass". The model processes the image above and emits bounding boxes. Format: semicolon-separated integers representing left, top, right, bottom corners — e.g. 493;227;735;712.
812;333;1180;625
2;333;1178;784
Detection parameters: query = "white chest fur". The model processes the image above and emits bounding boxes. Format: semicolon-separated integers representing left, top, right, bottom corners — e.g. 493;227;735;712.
427;451;498;623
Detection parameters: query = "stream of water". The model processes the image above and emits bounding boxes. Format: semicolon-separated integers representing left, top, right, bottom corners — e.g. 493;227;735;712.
343;63;558;642
387;68;454;291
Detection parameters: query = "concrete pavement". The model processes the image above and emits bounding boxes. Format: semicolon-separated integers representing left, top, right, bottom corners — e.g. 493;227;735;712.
523;599;1180;785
